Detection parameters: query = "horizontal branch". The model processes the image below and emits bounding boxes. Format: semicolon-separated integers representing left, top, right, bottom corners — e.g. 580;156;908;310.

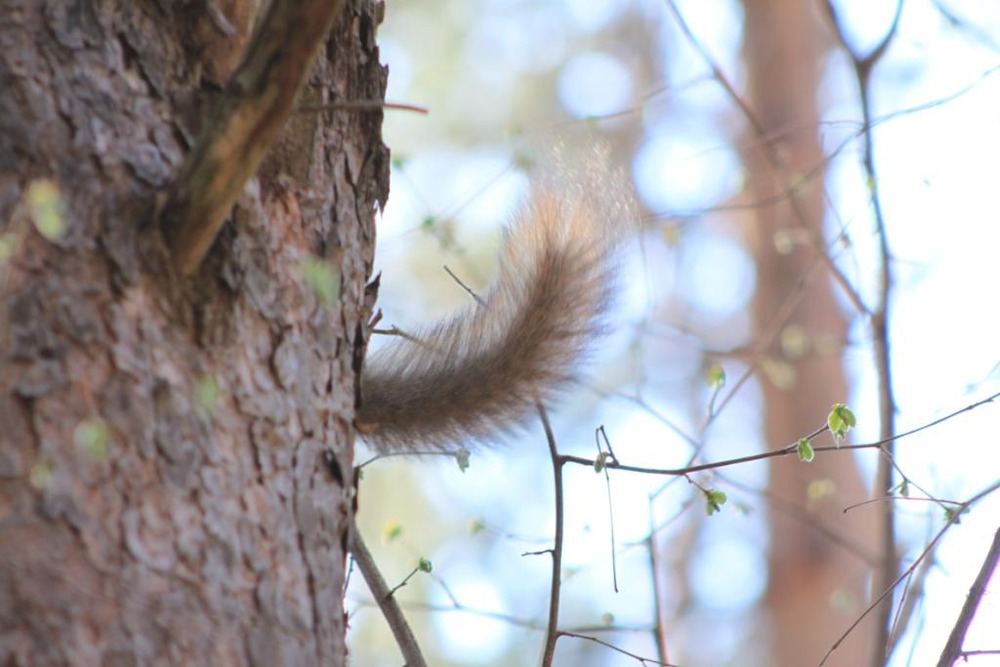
563;391;1000;477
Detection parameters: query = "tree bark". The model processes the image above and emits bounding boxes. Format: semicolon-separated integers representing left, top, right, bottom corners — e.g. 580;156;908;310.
740;2;880;665
0;1;388;665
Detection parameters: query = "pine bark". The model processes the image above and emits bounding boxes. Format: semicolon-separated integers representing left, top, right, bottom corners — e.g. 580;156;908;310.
0;1;388;665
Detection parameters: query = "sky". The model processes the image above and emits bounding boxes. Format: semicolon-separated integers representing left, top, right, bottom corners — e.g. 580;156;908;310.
352;1;1000;664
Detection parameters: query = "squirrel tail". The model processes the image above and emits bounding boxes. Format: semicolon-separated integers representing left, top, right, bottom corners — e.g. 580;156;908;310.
359;164;631;453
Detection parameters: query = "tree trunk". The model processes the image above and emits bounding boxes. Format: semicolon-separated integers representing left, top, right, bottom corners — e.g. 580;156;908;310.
0;1;388;665
740;2;880;665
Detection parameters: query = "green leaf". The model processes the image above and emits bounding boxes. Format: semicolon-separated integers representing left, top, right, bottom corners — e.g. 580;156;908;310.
469;519;485;535
837;404;856;427
29;460;54;491
601;612;615;626
74;419;110;461
194;375;221;421
511;149;534;171
455;447;471;472
706;363;726;389
828;403;856;440
807;478;836;500
417;557;433;573
780;324;809;360
0;234;17;262
594;451;610;473
773;230;794;255
27;179;67;240
383;522;403;542
830;588;856;614
944;506;964;525
761;358;796;390
704;489;727;516
300;257;341;306
662;223;681;248
797;438;815;463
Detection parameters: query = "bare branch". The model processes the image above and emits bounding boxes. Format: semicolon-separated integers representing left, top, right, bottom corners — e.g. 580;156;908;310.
559;630;678;666
161;0;347;276
349;523;428;667
936;526;1000;667
538;402;565;667
664;0;870;315
565;390;1000;477
821;3;906;660
820;480;1000;666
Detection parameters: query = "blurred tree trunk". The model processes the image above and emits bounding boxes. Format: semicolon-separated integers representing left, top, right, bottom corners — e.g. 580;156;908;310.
0;1;387;665
740;2;881;665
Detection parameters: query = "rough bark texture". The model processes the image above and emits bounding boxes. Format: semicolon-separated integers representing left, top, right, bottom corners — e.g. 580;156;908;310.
0;1;388;665
740;3;880;666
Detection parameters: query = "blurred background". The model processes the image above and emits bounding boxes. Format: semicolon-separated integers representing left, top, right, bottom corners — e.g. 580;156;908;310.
348;1;1000;665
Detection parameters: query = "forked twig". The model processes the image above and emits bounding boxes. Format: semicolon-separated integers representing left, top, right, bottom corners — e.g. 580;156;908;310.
349;521;428;667
538;402;565;667
936;526;1000;667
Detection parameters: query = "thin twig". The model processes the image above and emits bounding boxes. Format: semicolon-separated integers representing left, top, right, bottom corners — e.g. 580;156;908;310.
596;427;620;592
443;265;486;307
819;480;1000;666
720;474;880;566
298;100;429;114
664;0;869;316
349;522;428;667
559;631;677;665
363;597;657;635
646;497;672;665
538;403;564;667
563;391;1000;478
936;526;1000;667
821;2;905;662
888;548;934;655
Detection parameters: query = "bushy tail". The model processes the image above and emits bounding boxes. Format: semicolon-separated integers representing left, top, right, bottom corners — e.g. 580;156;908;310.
359;162;632;453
